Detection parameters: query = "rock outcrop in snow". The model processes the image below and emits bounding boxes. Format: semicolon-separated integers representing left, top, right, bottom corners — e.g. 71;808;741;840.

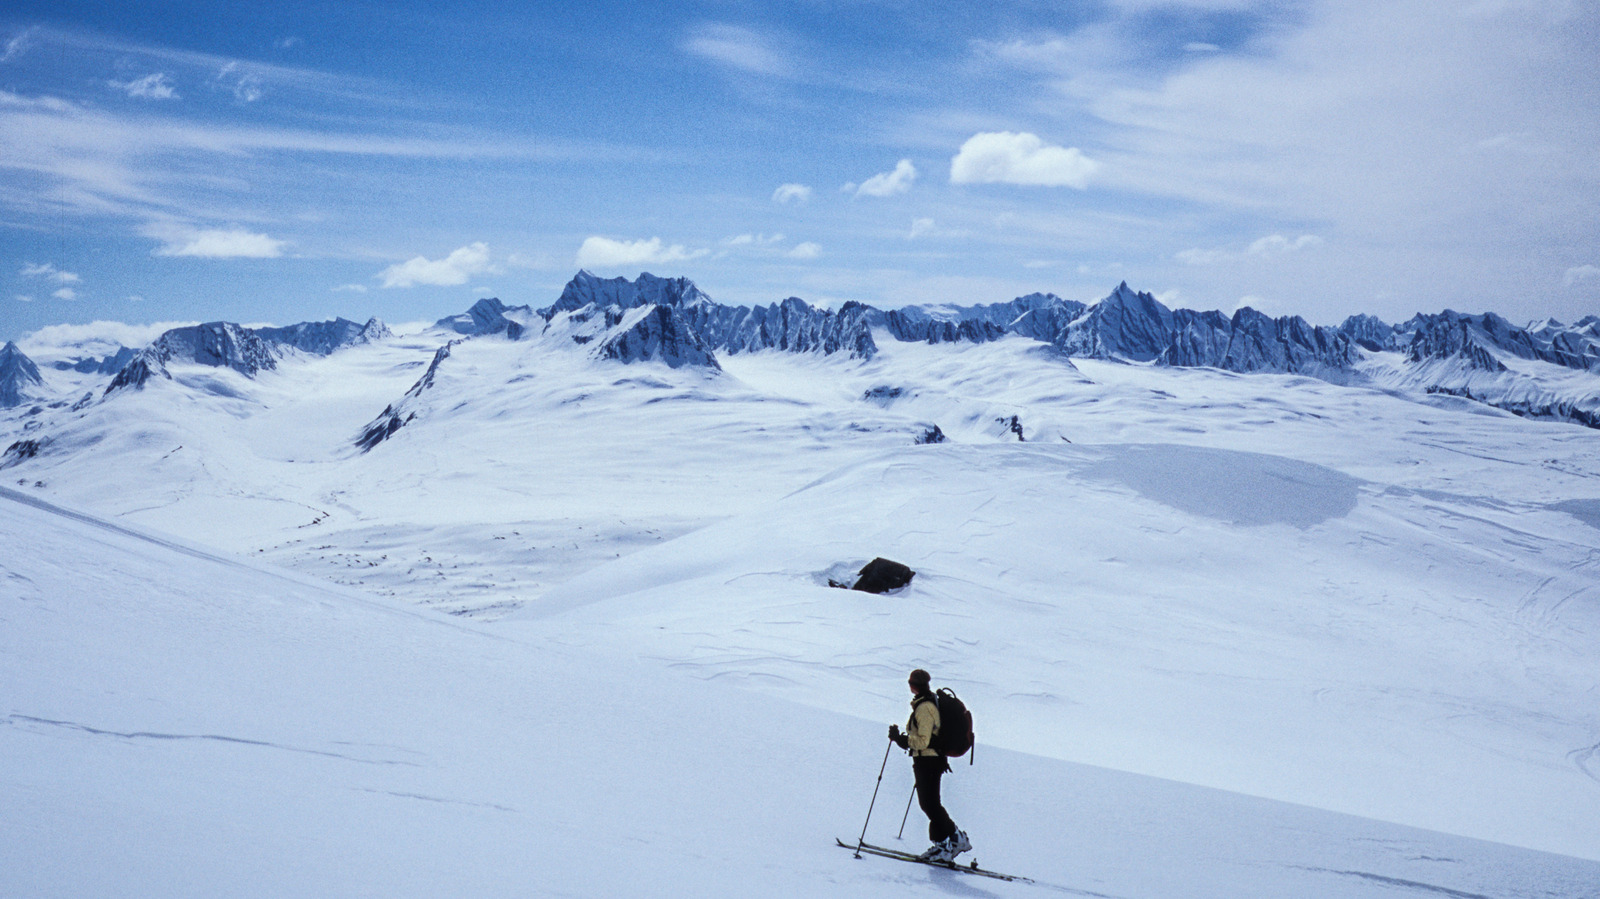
0;341;44;408
595;305;722;370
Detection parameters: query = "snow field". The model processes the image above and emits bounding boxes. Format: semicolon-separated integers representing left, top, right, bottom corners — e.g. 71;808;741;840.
4;487;1597;899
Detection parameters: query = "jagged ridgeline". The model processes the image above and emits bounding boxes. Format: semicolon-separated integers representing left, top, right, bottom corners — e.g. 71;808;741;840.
13;270;1598;440
105;317;393;393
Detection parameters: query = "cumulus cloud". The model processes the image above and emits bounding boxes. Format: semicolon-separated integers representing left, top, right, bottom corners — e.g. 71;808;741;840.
1564;264;1600;286
772;183;812;205
950;132;1098;188
852;159;917;197
787;242;821;260
21;262;80;283
143;224;286;258
378;242;495;288
575;236;708;269
683;24;790;77
109;73;178;100
15;294;33;303
1177;234;1323;265
52;287;77;300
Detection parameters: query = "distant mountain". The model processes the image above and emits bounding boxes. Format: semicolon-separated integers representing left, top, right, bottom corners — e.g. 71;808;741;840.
53;346;137;375
0;341;44;408
106;317;393;394
412;272;1598;430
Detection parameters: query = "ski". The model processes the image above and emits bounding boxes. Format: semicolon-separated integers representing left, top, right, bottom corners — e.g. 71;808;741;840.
836;838;1033;883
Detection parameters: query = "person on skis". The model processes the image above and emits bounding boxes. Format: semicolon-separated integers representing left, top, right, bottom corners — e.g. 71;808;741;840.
888;668;971;862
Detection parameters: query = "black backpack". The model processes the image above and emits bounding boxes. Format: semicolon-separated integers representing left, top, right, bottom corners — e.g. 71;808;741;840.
919;688;975;763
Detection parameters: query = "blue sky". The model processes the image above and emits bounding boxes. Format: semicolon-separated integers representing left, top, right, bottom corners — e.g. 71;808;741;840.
2;1;1597;340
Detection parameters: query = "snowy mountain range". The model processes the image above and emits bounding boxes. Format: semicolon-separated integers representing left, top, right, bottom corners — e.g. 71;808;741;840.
17;270;1599;432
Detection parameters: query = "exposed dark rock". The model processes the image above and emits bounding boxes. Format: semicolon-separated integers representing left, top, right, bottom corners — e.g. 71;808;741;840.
595;305;722;370
258;317;391;354
852;557;915;594
914;424;948;444
0;341;44;408
0;437;45;467
355;341;456;451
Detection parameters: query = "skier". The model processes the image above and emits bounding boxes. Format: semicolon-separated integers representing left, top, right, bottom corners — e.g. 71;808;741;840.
888;668;971;862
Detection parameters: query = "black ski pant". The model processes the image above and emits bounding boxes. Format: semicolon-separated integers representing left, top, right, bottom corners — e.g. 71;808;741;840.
913;755;957;843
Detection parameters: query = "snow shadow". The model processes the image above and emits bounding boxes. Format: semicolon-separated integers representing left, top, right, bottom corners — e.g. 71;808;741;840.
1083;443;1360;529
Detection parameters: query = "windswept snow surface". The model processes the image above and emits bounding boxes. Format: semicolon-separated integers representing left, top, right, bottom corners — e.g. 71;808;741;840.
4;325;1600;894
4;486;1598;899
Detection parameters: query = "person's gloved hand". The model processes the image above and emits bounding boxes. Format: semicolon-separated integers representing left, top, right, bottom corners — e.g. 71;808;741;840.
889;724;909;749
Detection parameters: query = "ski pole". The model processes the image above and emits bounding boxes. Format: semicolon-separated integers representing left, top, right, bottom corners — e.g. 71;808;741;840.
896;783;917;839
855;737;894;857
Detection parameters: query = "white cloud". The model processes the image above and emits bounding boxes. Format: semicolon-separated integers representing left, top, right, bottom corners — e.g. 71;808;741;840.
787;242;822;260
14;294;33;303
1;28;36;63
1248;234;1324;256
908;217;936;239
574;236;708;269
144;224;286;258
723;233;784;247
950;132;1098;189
109;73;178;100
215;62;263;102
18;319;198;357
275;37;302;51
772;183;812;205
52;287;77;301
683;24;790;77
378;242;495;288
127;294;145;302
1178;234;1323;265
1564;265;1600;286
853;159;917;197
21;262;80;283
332;283;369;293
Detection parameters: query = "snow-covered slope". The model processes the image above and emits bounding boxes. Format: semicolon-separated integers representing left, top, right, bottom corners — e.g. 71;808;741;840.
5;485;1598;899
4;274;1600;894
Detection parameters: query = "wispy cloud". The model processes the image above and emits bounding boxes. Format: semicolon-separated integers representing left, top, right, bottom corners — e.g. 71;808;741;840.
723;233;784;247
52;287;77;300
907;217;936;239
143;223;287;258
850;159;917;197
378;242;496;288
1;27;37;63
683;24;792;78
575;236;708;268
108;73;178;100
772;183;812;205
215;62;263;102
1565;264;1600;286
21;262;81;283
787;242;821;260
1177;234;1323;265
950;132;1098;188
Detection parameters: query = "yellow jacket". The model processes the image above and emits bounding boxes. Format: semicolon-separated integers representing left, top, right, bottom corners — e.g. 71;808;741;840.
905;693;941;757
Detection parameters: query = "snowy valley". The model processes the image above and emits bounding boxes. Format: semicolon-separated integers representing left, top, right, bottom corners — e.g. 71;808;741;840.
4;272;1600;898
